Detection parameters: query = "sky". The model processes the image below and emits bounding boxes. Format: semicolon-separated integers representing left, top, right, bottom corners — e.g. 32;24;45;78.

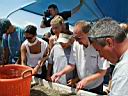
0;0;50;36
0;0;35;18
0;0;75;36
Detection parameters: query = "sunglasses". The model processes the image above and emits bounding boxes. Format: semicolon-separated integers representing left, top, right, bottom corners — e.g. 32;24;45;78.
88;35;114;41
88;35;114;46
26;37;33;40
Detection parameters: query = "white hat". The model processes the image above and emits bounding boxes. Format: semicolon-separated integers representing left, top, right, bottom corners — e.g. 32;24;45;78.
57;33;72;43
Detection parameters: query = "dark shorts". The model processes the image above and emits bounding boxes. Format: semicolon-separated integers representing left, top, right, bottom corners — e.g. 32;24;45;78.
84;83;103;95
34;65;47;79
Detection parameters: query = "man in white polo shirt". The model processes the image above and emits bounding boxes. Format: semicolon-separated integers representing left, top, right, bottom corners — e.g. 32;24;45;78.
51;20;109;94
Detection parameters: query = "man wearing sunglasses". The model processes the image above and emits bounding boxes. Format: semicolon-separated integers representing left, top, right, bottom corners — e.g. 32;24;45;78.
21;25;48;78
51;20;109;94
89;18;128;96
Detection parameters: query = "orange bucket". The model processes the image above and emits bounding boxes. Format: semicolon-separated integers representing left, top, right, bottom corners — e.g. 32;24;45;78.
0;64;33;96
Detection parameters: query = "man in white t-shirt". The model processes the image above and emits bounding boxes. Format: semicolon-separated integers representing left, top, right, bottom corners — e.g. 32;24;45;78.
51;20;109;94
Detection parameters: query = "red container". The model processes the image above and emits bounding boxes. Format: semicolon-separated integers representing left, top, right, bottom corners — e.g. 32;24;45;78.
0;64;33;96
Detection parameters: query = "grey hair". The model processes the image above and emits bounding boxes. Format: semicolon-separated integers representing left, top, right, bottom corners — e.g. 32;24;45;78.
89;17;126;43
75;20;91;33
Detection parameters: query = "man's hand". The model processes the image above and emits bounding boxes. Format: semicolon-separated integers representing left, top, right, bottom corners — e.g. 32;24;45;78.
67;77;79;87
46;76;52;81
33;66;39;75
76;78;88;91
51;72;62;83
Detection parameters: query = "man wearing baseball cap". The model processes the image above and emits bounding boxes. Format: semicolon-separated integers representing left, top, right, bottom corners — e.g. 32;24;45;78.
47;31;76;85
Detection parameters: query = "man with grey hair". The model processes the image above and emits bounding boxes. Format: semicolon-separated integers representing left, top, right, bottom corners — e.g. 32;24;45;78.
89;18;128;96
51;20;109;94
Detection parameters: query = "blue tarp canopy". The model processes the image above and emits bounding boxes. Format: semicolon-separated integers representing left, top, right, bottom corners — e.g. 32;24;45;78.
21;0;128;24
0;0;128;37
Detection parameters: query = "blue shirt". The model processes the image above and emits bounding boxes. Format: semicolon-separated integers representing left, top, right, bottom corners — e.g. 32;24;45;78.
2;26;25;63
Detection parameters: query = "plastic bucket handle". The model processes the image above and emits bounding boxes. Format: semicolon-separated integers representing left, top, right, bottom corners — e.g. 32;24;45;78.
21;69;32;79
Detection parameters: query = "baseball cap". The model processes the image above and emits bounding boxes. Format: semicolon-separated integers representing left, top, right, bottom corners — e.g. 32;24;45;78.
57;33;72;43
